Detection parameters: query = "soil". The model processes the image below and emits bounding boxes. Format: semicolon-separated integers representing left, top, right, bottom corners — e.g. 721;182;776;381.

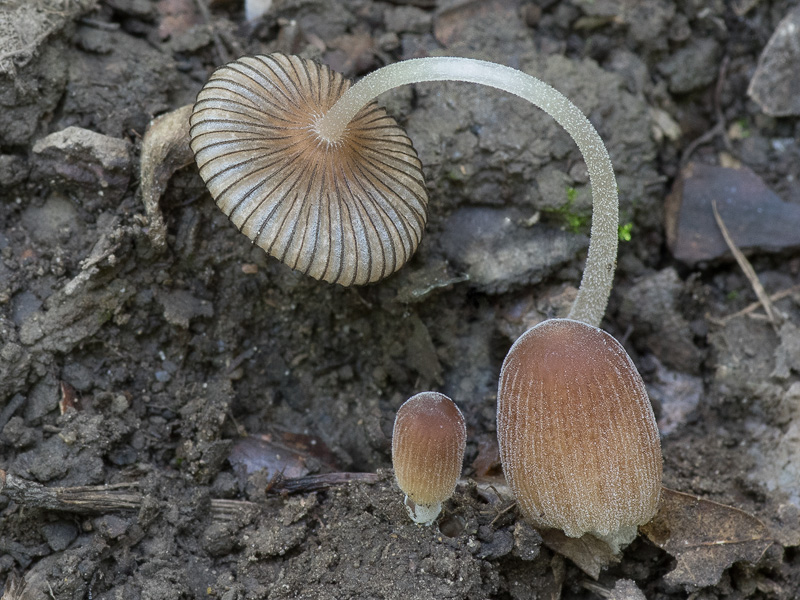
1;0;799;598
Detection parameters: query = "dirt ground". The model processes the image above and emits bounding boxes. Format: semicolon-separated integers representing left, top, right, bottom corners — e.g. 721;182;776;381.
1;0;799;598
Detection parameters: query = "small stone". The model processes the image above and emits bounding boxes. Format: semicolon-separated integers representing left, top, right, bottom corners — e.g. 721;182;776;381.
658;38;721;94
32;126;132;200
666;163;800;264
512;520;542;561
748;6;800;116
157;289;214;329
41;521;78;552
438;207;586;294
94;514;131;539
20;195;81;247
384;6;432;34
108;445;138;466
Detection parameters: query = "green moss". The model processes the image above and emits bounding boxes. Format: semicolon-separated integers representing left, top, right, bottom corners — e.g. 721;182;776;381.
542;186;590;233
735;118;751;139
618;222;633;242
566;186;577;203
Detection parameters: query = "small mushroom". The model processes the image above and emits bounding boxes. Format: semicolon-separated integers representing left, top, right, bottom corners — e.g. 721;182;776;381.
392;392;466;525
189;53;427;286
496;318;662;551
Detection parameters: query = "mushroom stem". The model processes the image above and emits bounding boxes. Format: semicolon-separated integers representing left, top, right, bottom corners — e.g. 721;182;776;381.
315;57;618;327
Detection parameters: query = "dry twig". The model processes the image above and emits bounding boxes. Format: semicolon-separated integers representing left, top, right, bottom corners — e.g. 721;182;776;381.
680;56;732;166
0;469;259;520
711;199;781;330
709;284;800;326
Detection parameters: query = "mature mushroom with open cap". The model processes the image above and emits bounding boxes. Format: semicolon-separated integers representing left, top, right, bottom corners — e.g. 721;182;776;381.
189;53;427;286
189;53;619;327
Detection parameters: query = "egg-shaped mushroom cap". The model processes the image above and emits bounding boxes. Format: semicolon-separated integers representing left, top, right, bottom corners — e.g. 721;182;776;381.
189;54;428;286
392;392;466;507
497;318;662;540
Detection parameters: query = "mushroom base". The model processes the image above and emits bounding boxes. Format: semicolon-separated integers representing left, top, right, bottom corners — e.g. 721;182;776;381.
404;496;441;525
590;524;639;555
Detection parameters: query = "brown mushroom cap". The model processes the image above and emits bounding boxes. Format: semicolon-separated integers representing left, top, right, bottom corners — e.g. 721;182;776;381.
497;318;662;542
189;53;428;286
392;392;466;518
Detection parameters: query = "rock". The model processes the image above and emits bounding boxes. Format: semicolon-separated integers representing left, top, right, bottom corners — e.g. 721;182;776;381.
665;163;800;265
618;267;705;374
41;521;78;552
32;126;132;200
658;38;721;94
748;6;800;116
156;288;214;329
0;154;29;187
438;207;587;294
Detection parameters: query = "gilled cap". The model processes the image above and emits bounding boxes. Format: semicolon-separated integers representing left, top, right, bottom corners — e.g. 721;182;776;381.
189;53;428;286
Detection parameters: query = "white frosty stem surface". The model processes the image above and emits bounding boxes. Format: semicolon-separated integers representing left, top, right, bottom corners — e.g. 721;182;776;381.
404;496;441;525
316;57;618;327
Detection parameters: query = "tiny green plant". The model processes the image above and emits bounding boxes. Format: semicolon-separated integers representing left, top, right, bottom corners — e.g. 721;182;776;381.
618;221;633;242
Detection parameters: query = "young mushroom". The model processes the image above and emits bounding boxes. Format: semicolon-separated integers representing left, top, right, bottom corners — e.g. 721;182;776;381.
190;53;618;325
496;318;662;551
392;392;466;525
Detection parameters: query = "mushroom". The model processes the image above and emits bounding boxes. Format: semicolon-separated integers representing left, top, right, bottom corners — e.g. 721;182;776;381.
190;54;659;543
190;54;618;325
496;318;662;551
392;392;466;525
189;54;427;286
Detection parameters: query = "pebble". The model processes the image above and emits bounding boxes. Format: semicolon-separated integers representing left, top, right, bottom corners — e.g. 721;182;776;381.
31;126;132;201
665;162;800;265
748;5;800;116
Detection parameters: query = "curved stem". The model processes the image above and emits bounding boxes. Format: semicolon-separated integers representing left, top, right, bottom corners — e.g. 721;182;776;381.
316;57;618;328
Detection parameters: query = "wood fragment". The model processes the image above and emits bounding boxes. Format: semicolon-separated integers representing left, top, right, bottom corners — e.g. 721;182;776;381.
0;469;141;513
711;199;781;330
266;472;381;495
0;469;259;521
138;104;194;251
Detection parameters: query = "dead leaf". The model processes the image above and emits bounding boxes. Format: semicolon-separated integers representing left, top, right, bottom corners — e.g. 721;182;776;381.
640;487;775;588
471;436;503;480
228;431;339;481
539;528;620;579
58;380;79;414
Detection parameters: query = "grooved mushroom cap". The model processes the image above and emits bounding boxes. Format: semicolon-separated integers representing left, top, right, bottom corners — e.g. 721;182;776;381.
189;53;428;286
497;318;662;544
392;392;466;524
